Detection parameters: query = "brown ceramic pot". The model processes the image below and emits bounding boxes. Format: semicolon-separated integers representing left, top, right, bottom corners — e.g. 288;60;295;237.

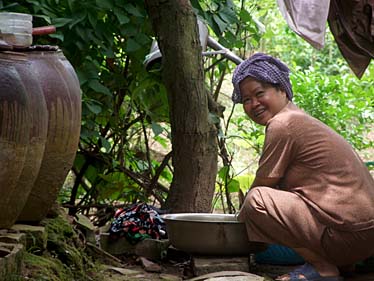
18;49;81;222
0;51;48;228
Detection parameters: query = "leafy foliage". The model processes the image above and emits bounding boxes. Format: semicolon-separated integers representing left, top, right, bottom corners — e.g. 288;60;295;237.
2;0;173;220
292;68;374;150
192;0;265;54
1;0;372;217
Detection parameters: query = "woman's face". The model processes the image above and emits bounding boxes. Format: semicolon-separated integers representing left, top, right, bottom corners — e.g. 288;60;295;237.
239;77;289;125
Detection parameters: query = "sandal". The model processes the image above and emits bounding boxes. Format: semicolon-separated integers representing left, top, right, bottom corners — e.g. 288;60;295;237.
275;263;344;281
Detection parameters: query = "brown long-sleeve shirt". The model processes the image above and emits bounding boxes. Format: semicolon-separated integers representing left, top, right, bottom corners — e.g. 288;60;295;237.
256;102;374;231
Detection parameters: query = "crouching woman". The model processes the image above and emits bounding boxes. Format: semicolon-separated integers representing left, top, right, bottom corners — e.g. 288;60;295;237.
232;53;374;281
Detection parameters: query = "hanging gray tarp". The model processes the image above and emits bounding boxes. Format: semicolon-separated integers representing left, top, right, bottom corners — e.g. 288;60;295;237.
276;0;374;78
276;0;330;49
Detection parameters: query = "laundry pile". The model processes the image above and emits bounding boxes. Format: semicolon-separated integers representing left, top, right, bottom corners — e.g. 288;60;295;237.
109;202;167;244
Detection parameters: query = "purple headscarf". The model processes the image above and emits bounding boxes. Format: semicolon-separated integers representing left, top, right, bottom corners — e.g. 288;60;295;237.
231;53;293;103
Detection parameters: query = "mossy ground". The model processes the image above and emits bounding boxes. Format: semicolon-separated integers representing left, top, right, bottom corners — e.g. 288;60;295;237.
12;209;184;281
21;212;105;281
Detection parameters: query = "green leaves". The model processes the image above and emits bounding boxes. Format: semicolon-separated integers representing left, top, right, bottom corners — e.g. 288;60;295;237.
95;0;112;9
219;5;236;23
291;66;374;150
125;38;142;53
212;13;228;34
227;179;240;193
88;79;112;96
218;166;239;193
113;8;130;25
151;122;164;136
192;0;263;52
123;3;144;17
84;99;102;114
131;75;169;122
9;0;371;218
4;0;173;210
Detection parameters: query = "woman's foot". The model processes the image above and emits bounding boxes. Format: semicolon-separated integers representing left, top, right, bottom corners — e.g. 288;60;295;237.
275;263;343;281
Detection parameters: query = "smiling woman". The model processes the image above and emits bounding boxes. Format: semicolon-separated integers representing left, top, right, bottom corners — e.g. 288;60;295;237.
240;78;288;125
231;53;374;281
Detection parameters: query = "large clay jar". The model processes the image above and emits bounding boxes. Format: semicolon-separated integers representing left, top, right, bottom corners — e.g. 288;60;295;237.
18;49;81;222
0;51;48;228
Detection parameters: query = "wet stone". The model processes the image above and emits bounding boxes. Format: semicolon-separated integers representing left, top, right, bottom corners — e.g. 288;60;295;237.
160;273;183;280
192;256;250;276
250;263;298;279
0;242;24;280
86;242;123;267
139;256;162;273
135;238;171;261
187;271;265;281
99;233;135;255
0;233;27;246
11;224;47;250
205;277;264;281
0;246;11;257
74;214;96;244
103;265;141;276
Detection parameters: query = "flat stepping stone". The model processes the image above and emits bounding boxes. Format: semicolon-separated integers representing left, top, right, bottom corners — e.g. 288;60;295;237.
86;242;123;267
11;224;47;250
192;256;249;276
99;233;136;255
187;270;265;281
0;233;26;246
0;246;11;257
140;256;162;273
103;265;141;275
251;263;298;279
159;273;182;280
206;277;264;281
0;242;24;280
135;238;170;261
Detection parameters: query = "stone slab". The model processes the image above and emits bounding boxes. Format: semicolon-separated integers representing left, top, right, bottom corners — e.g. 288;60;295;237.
159;273;183;281
100;234;171;260
86;242;123;267
188;271;264;281
74;214;96;244
250;263;298;279
192;256;249;276
99;233;136;255
11;224;47;251
135;238;170;261
102;265;141;276
139;256;162;273
0;242;24;280
0;233;27;246
206;277;264;281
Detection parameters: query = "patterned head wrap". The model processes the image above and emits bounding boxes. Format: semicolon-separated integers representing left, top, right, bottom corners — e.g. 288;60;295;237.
231;53;293;103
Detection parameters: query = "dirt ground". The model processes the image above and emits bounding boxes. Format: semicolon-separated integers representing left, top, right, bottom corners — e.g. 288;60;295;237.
96;250;374;281
100;262;374;281
99;254;189;281
99;264;374;281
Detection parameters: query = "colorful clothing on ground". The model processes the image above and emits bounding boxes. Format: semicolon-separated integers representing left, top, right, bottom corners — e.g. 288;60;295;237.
109;202;167;244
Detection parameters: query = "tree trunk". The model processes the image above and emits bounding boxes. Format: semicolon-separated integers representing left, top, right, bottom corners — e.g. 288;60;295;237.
146;0;218;212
